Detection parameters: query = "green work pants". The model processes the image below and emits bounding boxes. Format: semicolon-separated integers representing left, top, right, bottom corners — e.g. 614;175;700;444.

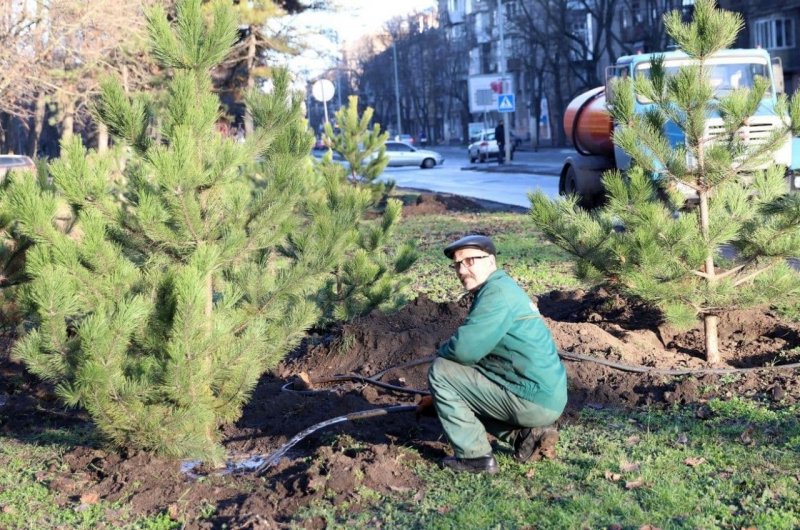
428;357;562;459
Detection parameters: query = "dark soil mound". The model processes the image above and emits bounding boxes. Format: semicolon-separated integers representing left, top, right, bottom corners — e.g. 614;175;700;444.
401;191;526;216
4;273;800;527
402;192;483;216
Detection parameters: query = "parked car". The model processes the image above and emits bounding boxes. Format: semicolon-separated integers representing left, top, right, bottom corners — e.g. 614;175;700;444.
468;130;516;163
311;147;349;169
383;141;443;169
0;155;35;181
313;142;444;170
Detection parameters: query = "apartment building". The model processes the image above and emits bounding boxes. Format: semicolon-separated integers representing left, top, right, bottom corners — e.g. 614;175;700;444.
720;0;800;94
439;0;798;147
438;0;542;144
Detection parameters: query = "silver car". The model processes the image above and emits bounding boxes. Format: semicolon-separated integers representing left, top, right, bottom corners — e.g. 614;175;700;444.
383;141;444;169
0;155;35;181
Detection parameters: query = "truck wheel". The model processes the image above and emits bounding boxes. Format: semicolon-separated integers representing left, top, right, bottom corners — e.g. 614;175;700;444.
560;165;599;209
560;165;579;195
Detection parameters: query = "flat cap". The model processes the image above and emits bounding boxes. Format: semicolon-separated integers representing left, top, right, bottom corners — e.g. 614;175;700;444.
444;234;496;259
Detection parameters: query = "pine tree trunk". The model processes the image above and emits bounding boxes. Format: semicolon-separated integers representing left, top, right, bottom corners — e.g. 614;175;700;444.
704;314;720;364
698;189;720;363
97;121;109;152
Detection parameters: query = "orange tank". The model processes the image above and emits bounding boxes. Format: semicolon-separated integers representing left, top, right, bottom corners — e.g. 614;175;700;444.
563;87;614;157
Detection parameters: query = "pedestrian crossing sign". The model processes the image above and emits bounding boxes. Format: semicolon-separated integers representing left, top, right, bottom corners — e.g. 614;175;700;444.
498;94;515;113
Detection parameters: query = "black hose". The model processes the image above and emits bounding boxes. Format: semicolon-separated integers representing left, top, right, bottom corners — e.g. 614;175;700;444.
251;348;798;476
371;356;437;380
558;350;800;375
295;373;431;395
287;350;800;398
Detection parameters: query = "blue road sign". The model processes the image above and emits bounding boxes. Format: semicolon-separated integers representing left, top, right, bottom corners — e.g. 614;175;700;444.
498;94;515;113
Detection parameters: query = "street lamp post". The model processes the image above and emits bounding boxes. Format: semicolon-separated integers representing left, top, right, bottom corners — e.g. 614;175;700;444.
392;41;402;137
498;0;511;163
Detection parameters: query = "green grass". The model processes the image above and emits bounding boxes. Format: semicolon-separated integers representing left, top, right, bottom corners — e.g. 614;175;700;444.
5;208;799;528
772;298;800;322
292;401;800;529
0;431;181;530
290;210;800;528
394;210;586;301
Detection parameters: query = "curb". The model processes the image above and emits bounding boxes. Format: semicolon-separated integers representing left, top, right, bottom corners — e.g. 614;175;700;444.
462;163;561;176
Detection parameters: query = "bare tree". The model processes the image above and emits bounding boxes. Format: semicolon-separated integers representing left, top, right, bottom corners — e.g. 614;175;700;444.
218;0;298;135
431;21;472;143
506;0;689;146
0;0;155;155
509;0;586;146
354;12;446;142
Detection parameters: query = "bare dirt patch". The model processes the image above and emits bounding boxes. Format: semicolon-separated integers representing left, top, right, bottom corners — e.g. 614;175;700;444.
3;196;800;528
401;190;527;216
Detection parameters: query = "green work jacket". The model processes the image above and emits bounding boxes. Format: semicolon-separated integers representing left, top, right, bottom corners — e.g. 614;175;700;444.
437;269;567;412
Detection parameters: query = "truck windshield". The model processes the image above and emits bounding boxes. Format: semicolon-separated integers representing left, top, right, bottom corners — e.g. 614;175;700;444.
634;60;772;101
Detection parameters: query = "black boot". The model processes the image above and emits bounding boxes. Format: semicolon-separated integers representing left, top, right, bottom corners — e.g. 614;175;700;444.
441;454;498;474
513;426;559;462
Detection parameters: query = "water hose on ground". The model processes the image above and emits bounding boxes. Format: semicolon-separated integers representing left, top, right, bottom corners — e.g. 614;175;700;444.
284;373;431;396
253;405;415;475
289;351;800;396
246;350;800;475
557;350;800;375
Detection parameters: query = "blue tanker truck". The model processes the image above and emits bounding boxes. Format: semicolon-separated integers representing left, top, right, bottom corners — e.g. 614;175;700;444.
561;47;800;206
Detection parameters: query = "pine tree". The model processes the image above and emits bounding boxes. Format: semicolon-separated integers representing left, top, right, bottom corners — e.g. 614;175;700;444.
0;163;47;328
316;96;417;322
7;0;362;462
316;195;418;322
323;95;391;195
530;0;800;363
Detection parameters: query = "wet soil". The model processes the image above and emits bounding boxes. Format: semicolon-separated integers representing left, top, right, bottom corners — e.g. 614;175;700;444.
2;192;800;528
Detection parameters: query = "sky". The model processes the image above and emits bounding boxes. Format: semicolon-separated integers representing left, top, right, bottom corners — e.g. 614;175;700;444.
323;0;437;42
274;0;438;81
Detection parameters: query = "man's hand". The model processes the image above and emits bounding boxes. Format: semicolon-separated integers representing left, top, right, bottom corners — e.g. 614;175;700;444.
415;395;437;420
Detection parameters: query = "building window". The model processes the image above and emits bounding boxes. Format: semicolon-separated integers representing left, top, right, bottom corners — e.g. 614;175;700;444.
753;17;796;50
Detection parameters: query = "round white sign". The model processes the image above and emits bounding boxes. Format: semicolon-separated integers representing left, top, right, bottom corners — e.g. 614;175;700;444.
311;79;335;103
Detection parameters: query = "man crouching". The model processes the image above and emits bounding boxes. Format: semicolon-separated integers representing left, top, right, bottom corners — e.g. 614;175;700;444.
427;234;567;474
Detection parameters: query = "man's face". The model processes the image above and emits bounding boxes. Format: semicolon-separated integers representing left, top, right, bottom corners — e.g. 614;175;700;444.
452;247;497;291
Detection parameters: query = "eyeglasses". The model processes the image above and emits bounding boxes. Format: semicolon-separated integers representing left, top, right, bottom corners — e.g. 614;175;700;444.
450;255;491;270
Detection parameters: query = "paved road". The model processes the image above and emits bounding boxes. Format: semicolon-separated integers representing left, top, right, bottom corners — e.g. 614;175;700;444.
379;146;571;209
